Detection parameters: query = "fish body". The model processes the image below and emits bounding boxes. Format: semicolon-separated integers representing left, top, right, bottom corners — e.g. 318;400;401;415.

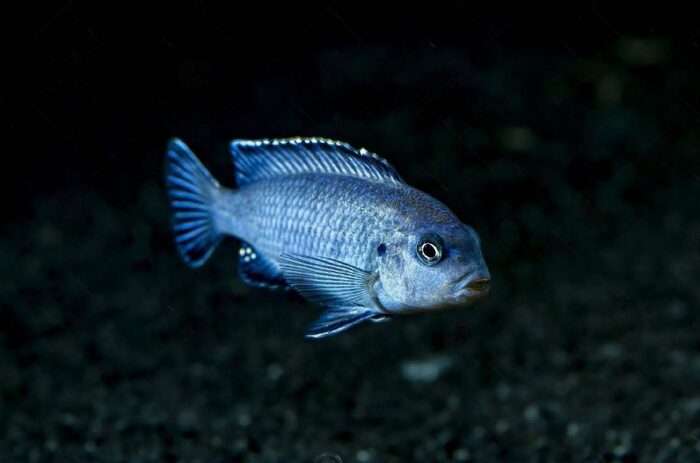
216;174;453;275
165;137;490;338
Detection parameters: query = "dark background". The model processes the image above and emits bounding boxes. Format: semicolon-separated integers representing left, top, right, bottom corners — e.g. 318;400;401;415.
1;2;699;462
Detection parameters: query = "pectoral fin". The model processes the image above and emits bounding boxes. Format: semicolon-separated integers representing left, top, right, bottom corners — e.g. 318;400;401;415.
278;253;375;307
305;306;380;339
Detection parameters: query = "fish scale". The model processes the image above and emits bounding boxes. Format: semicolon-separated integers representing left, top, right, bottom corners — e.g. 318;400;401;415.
218;174;395;270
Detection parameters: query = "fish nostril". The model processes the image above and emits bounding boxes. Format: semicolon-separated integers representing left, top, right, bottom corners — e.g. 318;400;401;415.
467;278;490;292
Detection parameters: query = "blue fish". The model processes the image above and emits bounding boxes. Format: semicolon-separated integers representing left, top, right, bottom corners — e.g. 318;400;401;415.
165;137;490;338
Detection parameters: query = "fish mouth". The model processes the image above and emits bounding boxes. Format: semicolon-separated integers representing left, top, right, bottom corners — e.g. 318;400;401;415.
452;270;491;301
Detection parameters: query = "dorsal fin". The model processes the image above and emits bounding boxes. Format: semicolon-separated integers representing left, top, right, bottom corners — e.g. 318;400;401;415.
229;137;405;187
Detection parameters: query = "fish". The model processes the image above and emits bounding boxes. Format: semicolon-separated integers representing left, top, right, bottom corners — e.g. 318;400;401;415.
164;137;491;339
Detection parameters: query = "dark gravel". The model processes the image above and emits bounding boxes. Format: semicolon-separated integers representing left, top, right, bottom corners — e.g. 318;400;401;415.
1;4;700;462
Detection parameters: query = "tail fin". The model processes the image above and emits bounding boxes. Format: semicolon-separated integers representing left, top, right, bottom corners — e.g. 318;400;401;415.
165;138;222;268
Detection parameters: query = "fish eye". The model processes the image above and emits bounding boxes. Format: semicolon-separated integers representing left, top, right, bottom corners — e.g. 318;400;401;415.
377;243;386;256
416;235;443;266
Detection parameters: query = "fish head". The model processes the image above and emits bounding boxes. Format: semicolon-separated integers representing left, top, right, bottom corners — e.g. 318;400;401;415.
374;223;490;313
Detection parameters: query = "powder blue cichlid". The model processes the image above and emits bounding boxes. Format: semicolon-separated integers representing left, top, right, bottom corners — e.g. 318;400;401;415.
165;137;491;339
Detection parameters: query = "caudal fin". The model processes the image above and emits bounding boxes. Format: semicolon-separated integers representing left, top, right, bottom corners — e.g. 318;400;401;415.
165;138;222;268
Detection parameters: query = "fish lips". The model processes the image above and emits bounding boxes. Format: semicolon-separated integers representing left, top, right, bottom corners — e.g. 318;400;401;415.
451;269;491;303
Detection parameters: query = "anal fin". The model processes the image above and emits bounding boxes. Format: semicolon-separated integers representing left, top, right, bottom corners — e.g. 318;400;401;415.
239;242;288;290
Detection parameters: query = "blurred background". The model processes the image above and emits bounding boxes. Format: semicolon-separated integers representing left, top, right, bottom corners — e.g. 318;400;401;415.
1;2;699;462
